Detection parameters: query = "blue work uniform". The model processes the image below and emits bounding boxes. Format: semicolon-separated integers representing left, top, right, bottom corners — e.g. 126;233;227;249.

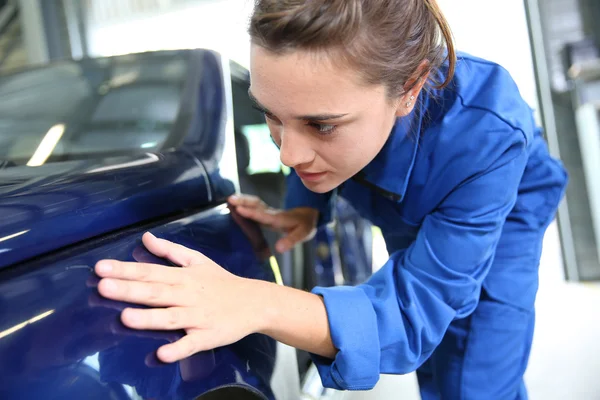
284;53;568;399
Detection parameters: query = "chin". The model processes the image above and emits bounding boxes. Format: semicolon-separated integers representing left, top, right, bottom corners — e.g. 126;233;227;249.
300;177;340;194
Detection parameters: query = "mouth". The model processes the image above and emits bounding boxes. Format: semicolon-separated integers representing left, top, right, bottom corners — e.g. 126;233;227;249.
296;171;328;182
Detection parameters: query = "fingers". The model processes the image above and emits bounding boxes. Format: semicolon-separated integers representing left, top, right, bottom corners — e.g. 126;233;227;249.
229;194;300;232
142;232;207;267
121;307;195;331
229;194;275;226
227;194;265;208
235;205;279;227
98;278;191;307
95;259;183;284
276;225;312;253
157;331;218;363
87;291;127;311
238;206;300;232
132;245;166;265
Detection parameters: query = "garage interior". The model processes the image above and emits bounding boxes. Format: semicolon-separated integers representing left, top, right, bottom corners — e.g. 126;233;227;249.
1;0;599;399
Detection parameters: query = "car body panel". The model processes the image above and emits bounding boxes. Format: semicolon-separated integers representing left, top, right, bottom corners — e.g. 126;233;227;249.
311;198;374;289
0;49;301;400
0;47;374;400
0;205;295;400
0;151;210;270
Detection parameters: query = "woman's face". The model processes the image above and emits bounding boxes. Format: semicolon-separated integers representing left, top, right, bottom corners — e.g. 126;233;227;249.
249;45;418;194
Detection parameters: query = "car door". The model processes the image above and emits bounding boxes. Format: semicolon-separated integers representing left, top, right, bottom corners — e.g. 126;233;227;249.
0;49;300;400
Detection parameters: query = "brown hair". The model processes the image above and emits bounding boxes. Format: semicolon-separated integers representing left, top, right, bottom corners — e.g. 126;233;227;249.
249;0;456;99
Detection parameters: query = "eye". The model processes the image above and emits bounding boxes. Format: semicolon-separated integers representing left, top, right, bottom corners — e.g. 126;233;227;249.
308;122;337;135
263;112;281;124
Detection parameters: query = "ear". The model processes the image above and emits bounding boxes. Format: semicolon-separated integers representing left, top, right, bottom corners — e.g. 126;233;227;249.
395;61;430;117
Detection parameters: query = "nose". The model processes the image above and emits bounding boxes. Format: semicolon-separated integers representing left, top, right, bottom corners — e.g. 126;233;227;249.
278;128;315;168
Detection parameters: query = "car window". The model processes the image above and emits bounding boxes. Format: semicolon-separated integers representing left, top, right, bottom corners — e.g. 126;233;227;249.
0;54;188;167
230;63;288;176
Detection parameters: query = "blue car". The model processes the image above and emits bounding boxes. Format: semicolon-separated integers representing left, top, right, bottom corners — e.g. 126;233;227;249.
0;49;374;399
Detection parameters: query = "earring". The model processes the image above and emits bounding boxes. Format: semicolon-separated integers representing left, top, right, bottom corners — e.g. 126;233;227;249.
405;95;415;108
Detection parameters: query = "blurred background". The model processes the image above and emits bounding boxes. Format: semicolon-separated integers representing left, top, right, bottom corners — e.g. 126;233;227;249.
0;0;599;399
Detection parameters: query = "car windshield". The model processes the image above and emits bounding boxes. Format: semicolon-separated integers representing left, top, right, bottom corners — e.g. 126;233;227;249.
0;53;188;167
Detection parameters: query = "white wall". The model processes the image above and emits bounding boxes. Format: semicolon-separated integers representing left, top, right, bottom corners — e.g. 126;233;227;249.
88;0;538;111
438;0;539;111
87;0;254;68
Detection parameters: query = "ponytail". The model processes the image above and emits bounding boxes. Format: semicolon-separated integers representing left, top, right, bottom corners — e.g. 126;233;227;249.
423;0;456;89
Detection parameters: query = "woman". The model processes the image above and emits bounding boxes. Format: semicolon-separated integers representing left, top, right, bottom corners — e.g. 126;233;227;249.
95;1;568;398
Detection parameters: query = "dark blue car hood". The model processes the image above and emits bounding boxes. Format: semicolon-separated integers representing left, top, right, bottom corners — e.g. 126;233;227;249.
0;206;281;400
0;48;232;272
0;151;212;270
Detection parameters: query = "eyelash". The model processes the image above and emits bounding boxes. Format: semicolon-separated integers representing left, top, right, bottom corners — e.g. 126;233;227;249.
307;122;337;135
254;106;337;136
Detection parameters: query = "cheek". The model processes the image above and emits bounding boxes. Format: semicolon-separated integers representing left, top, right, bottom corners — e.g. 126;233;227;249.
317;135;367;170
321;120;392;173
352;113;396;157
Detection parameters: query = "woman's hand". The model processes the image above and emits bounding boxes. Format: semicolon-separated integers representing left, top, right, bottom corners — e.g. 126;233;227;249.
94;232;267;364
228;194;318;253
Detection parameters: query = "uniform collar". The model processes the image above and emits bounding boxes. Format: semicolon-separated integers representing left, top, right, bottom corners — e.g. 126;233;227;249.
353;95;427;202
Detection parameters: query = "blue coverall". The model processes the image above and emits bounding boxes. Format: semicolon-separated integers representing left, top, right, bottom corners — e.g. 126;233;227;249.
284;53;568;399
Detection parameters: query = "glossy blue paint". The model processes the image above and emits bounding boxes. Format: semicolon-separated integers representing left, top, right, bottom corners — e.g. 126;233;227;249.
0;48;237;270
0;48;381;399
0;151;211;269
312;227;342;288
0;206;283;400
0;49;289;399
334;198;373;285
311;199;374;288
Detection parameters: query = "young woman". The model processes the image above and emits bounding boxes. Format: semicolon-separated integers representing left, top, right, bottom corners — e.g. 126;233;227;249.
95;1;568;398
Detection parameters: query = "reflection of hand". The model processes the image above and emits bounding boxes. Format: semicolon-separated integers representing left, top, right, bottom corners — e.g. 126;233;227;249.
20;296;122;372
228;204;271;260
88;290;216;382
87;291;182;342
228;194;318;253
23;290;186;374
95;233;267;364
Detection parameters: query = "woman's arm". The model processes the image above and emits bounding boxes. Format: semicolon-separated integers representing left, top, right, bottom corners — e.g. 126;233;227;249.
254;278;337;358
95;232;337;362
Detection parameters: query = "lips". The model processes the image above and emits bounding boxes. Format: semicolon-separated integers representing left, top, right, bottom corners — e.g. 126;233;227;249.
296;171;328;182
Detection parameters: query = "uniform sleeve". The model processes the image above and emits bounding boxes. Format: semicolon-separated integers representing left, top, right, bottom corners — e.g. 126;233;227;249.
310;136;529;390
284;169;334;226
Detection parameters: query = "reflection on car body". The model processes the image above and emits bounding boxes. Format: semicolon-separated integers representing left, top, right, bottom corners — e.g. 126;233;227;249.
0;48;374;400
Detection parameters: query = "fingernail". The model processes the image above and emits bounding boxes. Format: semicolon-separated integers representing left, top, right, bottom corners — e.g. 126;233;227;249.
157;347;173;363
276;243;287;253
101;279;117;293
146;232;157;239
229;195;239;201
123;309;139;325
96;261;113;274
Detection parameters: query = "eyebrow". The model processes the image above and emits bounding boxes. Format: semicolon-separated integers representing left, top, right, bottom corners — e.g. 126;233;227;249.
248;89;348;122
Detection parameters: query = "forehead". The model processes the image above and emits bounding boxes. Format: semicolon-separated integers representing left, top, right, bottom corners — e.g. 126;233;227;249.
249;45;385;112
